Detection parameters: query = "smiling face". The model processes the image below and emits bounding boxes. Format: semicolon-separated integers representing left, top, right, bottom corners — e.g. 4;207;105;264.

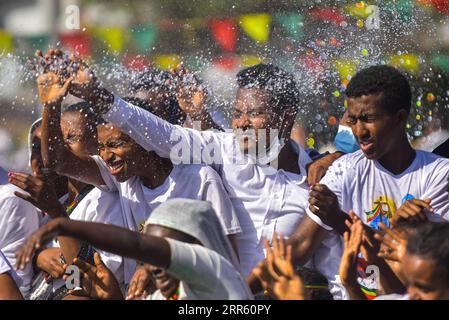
60;111;98;158
144;224;200;299
97;123;150;182
346;93;407;160
402;253;449;300
232;88;283;154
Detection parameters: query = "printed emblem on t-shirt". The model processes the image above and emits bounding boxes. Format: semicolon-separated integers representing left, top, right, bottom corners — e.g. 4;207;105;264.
364;195;396;230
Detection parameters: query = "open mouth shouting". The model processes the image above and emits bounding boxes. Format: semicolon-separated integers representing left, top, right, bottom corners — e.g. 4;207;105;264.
107;159;125;175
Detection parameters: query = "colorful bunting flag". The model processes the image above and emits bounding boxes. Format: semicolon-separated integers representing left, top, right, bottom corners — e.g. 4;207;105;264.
239;13;272;44
0;30;14;54
154;54;180;71
93;27;126;53
240;54;264;67
388;53;420;74
210;19;237;52
60;32;91;56
275;13;304;41
131;26;157;53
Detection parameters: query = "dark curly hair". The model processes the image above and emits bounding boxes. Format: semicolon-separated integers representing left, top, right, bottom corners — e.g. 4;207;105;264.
129;67;183;124
345;65;412;115
406;222;449;284
236;64;300;115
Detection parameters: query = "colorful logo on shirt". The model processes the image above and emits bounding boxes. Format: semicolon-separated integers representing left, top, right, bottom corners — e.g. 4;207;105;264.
365;195;396;230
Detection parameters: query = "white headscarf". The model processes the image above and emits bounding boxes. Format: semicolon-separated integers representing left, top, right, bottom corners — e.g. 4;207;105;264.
145;198;241;272
27;117;42;162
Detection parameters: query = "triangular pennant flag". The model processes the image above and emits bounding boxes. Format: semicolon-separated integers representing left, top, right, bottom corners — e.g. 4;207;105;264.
240;55;264;67
153;54;180;71
60;32;91;56
239;13;271;44
275;13;304;41
131;26;157;53
432;54;449;73
0;30;14;54
21;35;50;52
94;27;125;53
210;19;237;52
388;53;420;75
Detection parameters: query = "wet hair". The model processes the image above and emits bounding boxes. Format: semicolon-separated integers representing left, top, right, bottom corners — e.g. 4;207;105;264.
236;64;300;115
406;222;449;284
122;96;179;125
61;101;99;133
345;65;412;115
295;266;333;300
129;68;183;124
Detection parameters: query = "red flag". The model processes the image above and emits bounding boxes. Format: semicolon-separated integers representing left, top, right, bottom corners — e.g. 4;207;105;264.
210;19;237;52
59;32;91;56
310;8;346;25
429;0;449;14
122;54;150;71
213;55;239;71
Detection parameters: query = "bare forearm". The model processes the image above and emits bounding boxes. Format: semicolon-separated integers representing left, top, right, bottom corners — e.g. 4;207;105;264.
57;219;170;268
289;216;329;266
41;104;65;169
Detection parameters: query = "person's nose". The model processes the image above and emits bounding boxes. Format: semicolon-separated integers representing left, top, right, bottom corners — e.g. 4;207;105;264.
353;120;370;141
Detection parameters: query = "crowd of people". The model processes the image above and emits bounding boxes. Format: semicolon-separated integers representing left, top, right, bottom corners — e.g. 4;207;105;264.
1;49;449;300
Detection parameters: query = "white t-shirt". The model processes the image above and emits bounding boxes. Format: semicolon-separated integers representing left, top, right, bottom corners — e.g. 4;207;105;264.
91;157;241;282
104;96;312;276
147;238;253;300
0;184;41;298
307;150;449;299
50;188;127;291
0;249;22;287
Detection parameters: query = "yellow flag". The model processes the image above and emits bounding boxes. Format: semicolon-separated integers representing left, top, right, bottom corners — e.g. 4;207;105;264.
239;13;271;44
388;53;420;75
94;27;125;53
154;54;180;71
332;59;359;81
0;30;13;54
240;55;264;67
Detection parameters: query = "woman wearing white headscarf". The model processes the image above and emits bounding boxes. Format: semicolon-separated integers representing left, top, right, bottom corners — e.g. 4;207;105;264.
16;199;253;300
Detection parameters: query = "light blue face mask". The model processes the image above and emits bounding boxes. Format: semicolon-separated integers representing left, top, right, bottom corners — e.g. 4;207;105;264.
334;125;360;154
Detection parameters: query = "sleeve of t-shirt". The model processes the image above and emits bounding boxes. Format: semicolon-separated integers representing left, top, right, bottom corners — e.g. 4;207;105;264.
421;159;449;222
90;155;119;192
305;156;346;231
202;177;242;235
166;238;221;292
104;95;224;169
0;250;22;288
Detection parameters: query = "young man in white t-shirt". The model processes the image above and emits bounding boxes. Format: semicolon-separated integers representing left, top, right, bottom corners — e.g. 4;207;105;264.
289;65;449;299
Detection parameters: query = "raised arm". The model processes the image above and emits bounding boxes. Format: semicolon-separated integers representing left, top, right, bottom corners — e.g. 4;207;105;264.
16;218;171;272
59;56;225;166
38;73;104;186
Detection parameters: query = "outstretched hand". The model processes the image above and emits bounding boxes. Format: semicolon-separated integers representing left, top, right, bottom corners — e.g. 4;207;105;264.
375;222;407;263
8;172;65;218
172;64;207;119
252;233;306;300
339;215;363;288
64;252;123;300
15;218;63;270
